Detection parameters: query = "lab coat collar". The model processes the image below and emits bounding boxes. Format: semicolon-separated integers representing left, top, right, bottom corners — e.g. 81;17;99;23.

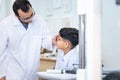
63;47;77;59
12;14;33;31
12;14;37;28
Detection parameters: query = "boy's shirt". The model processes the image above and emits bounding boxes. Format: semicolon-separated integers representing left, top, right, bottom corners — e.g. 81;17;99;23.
55;47;79;70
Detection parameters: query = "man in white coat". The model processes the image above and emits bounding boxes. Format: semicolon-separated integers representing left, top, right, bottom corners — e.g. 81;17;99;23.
0;0;54;80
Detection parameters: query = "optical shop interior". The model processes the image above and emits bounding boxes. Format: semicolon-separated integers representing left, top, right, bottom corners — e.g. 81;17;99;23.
0;0;120;80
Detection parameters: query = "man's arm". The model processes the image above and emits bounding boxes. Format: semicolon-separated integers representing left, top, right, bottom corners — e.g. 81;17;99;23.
0;76;6;80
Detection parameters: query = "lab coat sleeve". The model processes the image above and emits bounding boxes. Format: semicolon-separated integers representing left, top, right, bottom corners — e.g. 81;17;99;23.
41;20;53;51
0;24;8;78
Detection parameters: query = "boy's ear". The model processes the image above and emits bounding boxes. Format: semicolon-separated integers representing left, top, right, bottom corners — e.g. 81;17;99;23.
64;41;70;48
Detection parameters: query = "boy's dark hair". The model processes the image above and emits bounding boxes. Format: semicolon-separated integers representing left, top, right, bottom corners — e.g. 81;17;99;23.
104;71;120;80
13;0;32;16
59;27;79;48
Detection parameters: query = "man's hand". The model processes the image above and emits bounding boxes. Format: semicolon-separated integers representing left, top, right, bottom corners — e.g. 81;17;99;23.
52;35;58;46
0;76;6;80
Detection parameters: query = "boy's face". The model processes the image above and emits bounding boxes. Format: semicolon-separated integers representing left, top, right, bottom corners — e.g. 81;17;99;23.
56;35;70;50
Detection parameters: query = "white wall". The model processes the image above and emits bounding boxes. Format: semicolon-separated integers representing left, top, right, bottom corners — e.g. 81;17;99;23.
0;0;13;21
0;0;7;20
102;0;120;68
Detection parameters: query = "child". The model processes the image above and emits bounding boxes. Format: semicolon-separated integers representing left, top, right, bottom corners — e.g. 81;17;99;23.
55;27;79;70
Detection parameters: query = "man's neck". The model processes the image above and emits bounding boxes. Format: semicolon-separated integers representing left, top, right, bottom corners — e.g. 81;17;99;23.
19;19;28;30
22;22;28;27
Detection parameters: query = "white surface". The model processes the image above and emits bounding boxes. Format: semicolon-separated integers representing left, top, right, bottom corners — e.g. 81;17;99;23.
37;72;76;80
46;69;62;74
77;69;86;80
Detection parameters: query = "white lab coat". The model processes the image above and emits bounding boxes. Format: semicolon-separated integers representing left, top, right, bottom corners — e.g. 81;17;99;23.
55;47;79;70
0;14;52;80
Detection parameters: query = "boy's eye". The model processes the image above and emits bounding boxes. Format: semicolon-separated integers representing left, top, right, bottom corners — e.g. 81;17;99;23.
57;37;62;41
57;37;61;41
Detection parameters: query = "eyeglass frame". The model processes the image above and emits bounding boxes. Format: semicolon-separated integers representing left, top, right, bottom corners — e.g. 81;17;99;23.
18;9;35;22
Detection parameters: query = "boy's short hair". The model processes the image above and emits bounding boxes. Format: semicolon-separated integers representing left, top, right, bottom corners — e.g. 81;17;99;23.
104;71;120;80
59;27;79;48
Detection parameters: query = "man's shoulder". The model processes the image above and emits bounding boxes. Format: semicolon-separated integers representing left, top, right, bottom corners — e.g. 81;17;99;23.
0;14;13;25
0;15;14;30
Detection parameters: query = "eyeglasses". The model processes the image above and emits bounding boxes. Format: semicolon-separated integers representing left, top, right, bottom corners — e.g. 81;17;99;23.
19;9;35;22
